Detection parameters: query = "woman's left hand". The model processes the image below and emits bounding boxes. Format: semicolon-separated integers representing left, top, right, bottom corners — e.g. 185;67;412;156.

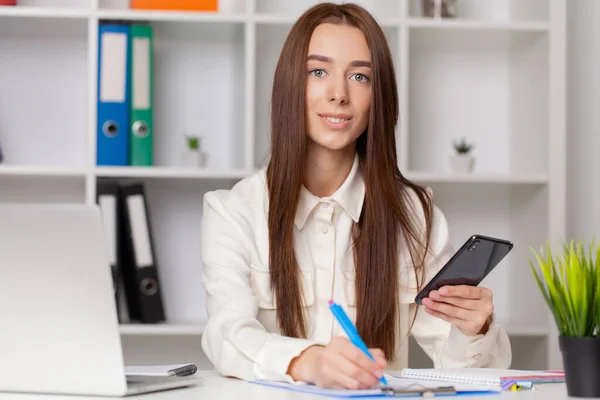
421;285;494;337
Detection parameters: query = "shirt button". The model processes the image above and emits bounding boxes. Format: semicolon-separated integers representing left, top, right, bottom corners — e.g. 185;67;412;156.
322;226;328;234
323;203;329;208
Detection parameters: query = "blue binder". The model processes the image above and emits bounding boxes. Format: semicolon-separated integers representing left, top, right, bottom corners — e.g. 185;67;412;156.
97;23;131;166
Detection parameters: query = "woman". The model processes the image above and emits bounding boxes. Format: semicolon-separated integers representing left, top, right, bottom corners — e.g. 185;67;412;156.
200;2;511;390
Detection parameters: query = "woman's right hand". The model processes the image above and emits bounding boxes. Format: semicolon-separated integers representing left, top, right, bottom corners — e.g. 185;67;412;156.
287;336;387;389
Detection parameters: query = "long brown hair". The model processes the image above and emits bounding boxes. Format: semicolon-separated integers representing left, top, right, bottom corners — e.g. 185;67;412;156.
266;2;434;361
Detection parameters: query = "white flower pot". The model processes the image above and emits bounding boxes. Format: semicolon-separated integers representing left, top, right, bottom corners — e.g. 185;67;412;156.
449;154;475;174
422;0;457;18
182;149;207;168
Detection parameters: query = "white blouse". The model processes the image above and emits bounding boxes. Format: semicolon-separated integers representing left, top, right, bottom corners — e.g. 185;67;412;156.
199;155;512;383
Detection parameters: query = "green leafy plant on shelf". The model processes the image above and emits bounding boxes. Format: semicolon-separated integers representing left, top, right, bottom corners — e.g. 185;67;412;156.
529;239;600;337
453;137;474;154
186;135;200;151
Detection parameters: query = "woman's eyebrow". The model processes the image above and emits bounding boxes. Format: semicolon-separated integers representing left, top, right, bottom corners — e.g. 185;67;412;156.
307;54;372;68
350;60;372;68
307;54;332;63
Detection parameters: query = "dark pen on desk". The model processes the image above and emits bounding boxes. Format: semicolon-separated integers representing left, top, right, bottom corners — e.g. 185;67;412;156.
328;300;388;385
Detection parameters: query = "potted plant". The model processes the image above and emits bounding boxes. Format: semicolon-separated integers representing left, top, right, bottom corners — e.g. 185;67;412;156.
422;0;457;18
449;137;475;173
529;239;600;398
182;134;207;168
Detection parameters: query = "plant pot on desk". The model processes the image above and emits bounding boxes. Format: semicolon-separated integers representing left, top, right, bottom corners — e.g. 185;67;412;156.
559;336;600;398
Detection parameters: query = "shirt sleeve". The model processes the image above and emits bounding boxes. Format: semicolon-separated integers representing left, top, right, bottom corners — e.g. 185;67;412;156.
409;202;513;369
200;190;318;382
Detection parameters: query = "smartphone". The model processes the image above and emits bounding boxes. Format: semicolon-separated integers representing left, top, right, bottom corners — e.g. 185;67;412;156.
414;234;513;305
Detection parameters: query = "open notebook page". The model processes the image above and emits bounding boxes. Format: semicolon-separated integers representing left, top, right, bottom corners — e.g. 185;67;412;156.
399;368;565;386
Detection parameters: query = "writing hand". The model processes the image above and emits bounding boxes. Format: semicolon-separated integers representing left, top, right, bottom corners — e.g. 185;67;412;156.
287;336;387;389
421;285;494;336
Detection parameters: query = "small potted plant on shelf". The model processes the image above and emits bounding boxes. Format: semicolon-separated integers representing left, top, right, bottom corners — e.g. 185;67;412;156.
529;239;600;398
421;0;457;18
449;137;475;173
182;134;207;168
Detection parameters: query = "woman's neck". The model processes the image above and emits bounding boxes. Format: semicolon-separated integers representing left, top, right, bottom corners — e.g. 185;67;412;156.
303;142;356;198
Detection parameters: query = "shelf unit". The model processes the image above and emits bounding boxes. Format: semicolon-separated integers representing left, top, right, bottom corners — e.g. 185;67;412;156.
116;321;550;337
0;0;565;369
119;322;206;336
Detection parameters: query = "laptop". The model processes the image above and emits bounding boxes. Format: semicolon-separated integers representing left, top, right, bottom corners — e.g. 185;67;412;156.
0;203;203;396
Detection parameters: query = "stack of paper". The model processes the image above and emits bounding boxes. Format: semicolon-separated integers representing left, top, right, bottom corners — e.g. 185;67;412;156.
249;368;566;397
250;374;501;397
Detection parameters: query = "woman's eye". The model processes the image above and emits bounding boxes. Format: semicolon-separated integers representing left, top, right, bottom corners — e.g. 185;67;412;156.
310;69;326;78
351;73;370;83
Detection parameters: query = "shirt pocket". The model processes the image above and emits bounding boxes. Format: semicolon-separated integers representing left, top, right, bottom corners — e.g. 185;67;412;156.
343;267;357;307
249;265;315;310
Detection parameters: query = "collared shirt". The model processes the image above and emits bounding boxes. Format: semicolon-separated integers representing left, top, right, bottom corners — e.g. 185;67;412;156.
199;155;512;383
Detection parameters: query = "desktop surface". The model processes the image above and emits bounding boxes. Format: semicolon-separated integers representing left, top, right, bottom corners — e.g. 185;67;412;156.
0;370;573;400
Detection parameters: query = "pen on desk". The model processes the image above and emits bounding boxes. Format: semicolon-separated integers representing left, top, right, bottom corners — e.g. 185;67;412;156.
501;379;517;390
328;300;388;385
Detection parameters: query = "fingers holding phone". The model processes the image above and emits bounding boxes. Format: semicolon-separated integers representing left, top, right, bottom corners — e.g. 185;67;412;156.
421;285;494;336
413;234;510;336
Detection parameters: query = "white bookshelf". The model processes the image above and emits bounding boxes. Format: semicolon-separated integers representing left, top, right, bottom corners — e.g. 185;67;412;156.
119;322;206;336
0;0;565;370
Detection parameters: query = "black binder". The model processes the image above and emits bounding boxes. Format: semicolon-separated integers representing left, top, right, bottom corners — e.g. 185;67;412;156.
119;182;165;323
96;180;126;322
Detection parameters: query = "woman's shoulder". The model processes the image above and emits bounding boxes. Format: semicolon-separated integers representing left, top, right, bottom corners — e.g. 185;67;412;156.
203;168;268;216
200;169;268;256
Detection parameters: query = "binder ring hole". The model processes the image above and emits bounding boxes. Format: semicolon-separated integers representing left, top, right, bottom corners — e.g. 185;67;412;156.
140;277;158;296
103;121;119;137
133;121;149;138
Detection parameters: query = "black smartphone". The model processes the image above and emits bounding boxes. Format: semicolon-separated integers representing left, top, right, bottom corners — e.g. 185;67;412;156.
414;234;513;305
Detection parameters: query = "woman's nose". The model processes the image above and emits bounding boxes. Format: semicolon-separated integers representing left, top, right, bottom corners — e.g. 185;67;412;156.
328;76;348;105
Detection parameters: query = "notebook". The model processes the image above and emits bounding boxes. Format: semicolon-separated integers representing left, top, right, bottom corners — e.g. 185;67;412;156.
124;363;198;377
398;368;565;387
250;374;502;397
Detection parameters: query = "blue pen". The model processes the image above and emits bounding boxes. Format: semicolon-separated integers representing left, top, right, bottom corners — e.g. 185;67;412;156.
328;300;388;385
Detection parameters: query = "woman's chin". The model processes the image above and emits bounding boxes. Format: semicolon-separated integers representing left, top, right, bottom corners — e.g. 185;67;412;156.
308;133;359;152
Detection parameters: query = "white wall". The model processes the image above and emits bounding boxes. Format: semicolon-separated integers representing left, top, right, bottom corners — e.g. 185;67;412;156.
567;1;600;242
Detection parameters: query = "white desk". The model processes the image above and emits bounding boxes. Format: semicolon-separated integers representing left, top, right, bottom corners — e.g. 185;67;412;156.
0;370;575;399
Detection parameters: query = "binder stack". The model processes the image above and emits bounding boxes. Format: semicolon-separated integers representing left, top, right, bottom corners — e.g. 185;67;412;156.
96;180;166;324
97;22;154;167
